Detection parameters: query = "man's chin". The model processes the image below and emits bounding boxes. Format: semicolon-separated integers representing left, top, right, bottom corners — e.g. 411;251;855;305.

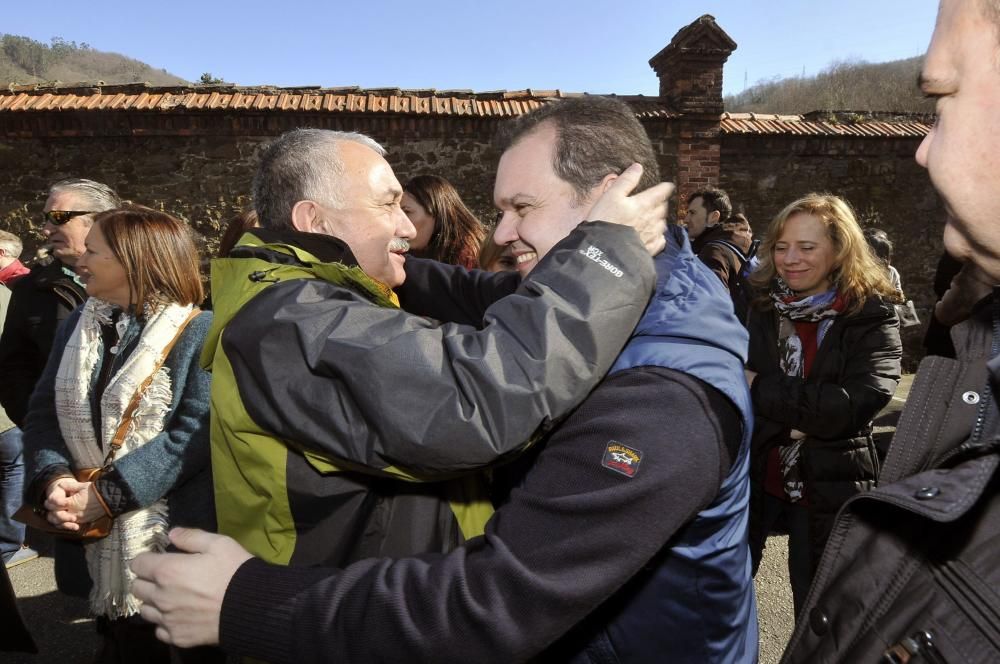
942;219;972;262
50;247;77;263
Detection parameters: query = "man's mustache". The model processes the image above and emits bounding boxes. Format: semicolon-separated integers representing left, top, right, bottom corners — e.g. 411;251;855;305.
389;238;410;252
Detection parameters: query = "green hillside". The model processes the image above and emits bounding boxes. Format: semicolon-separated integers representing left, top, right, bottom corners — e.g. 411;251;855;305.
1;35;189;86
725;56;934;114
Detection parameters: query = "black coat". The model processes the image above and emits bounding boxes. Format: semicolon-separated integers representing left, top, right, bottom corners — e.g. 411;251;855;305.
782;294;1000;663
0;259;86;426
746;295;902;563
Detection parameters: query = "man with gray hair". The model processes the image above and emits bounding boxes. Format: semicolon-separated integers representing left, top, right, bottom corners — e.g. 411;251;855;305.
198;128;666;572
0;178;119;580
0;178;120;425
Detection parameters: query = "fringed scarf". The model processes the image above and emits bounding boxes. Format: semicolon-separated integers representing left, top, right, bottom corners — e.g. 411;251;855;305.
54;298;195;618
770;279;844;502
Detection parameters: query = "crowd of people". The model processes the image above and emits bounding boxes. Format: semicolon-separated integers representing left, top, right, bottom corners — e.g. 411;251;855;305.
2;1;1000;661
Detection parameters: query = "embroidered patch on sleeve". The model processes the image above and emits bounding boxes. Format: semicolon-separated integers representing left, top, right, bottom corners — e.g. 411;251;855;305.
602;441;642;478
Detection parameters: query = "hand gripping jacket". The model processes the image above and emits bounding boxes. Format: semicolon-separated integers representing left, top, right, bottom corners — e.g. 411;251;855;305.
201;224;655;567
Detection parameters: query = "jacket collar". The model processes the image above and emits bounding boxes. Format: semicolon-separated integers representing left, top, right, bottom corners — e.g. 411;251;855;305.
243;227;359;267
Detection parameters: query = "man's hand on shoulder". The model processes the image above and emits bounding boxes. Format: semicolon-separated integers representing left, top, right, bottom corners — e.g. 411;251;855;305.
586;163;673;257
131;528;254;649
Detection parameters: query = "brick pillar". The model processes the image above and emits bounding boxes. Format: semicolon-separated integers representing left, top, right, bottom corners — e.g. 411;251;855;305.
649;15;735;207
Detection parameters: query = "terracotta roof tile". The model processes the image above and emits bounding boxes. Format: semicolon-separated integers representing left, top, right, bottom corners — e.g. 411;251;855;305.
0;84;680;120
2;85;922;136
720;112;932;138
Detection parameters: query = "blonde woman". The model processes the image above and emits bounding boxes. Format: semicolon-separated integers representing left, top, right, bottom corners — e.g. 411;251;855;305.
743;193;902;618
23;207;215;662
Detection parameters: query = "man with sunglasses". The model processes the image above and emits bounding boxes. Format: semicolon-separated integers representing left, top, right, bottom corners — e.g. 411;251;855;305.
0;177;120;586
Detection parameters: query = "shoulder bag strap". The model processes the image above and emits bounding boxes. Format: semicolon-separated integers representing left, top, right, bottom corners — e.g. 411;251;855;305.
102;308;202;466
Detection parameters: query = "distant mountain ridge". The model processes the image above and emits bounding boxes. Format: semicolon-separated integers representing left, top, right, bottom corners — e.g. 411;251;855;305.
725;56;934;114
0;34;188;87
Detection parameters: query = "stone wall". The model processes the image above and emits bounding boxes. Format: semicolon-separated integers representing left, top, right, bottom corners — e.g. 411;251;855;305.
720;133;945;366
0;112;504;259
0;111;945;370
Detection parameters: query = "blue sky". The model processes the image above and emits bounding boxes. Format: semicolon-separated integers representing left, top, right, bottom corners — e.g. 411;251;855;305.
6;0;938;96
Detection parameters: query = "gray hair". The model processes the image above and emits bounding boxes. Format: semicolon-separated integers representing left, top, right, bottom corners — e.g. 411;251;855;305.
48;178;121;212
252;129;386;231
0;230;22;258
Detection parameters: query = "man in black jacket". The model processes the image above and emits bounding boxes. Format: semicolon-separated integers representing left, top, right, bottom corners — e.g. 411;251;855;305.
686;187;754;323
0;178;120;426
777;1;1000;661
0;178;119;590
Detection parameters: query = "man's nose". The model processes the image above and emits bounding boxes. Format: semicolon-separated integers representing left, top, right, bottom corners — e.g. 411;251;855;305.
395;206;417;240
493;212;518;245
915;126;933;169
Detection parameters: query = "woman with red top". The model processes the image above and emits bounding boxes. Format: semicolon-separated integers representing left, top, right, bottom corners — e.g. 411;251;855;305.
401;175;486;270
744;193;902;619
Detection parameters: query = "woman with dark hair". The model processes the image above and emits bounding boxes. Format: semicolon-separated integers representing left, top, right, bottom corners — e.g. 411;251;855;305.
401;175;486;269
477;224;517;272
217;210;258;259
744;193;902;619
22;206;215;662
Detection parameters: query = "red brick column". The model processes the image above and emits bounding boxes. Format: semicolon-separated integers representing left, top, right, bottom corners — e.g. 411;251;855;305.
648;14;735;207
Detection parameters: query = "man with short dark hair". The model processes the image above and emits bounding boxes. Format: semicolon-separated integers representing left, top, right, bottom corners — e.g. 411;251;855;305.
779;1;1000;661
685;187;732;240
132;98;757;664
686;187;754;323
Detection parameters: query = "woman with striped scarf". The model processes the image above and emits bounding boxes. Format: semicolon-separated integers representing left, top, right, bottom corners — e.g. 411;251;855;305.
23;206;216;663
743;193;902;620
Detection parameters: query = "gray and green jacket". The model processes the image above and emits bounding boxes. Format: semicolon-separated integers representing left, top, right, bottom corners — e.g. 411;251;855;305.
203;223;655;567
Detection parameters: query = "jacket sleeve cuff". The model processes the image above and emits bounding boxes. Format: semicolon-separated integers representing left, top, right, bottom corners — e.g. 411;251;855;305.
220;557;340;663
94;466;141;516
27;464;73;508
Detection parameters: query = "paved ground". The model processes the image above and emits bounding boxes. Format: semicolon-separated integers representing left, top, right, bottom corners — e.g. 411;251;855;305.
7;375;914;663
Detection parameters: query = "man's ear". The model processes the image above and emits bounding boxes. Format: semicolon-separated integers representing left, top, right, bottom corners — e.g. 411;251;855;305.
291;200;320;233
708;210;721;225
597;172;619;195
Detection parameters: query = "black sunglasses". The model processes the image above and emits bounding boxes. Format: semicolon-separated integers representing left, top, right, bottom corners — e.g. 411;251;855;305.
43;210;95;226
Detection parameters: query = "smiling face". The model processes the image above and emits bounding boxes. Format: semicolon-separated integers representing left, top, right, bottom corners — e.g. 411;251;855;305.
76;222;131;308
492;123;599;276
310;141;416;287
774;212;838;297
916;0;1000;282
42;190;95;267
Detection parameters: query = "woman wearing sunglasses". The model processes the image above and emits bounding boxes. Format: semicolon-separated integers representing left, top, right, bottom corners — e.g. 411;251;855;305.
22;206;216;663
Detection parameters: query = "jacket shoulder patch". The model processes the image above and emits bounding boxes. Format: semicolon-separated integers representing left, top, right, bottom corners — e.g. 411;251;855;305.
602;441;642;478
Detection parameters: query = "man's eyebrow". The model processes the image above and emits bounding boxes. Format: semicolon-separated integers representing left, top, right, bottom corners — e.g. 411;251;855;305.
498;193;537;206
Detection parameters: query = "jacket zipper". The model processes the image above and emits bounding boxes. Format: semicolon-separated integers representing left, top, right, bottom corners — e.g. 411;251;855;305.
882;630;949;664
54;282;86;310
